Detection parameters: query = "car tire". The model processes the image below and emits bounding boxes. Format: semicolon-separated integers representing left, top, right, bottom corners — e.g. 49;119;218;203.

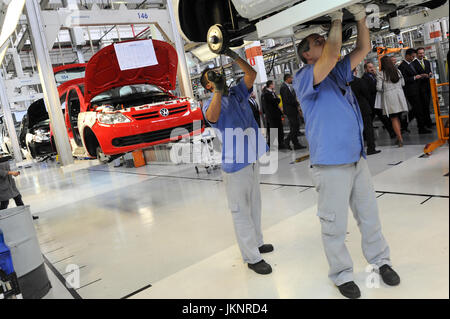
96;146;110;164
28;143;36;159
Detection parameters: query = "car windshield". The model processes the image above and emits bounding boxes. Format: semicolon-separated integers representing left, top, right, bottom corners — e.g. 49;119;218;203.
54;67;86;86
91;84;172;110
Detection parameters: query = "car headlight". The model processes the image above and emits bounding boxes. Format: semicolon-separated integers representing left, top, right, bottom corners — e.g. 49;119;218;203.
97;112;131;124
33;129;50;143
189;99;201;111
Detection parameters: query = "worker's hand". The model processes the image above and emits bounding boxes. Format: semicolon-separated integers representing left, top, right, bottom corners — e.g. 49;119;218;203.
208;71;227;94
9;171;20;177
223;48;240;61
347;4;366;21
329;9;343;22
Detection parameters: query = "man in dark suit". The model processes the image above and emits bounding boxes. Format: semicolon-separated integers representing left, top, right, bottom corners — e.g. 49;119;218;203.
261;80;287;149
412;47;433;128
362;62;395;138
350;72;380;155
248;92;261;127
280;74;306;150
398;48;432;134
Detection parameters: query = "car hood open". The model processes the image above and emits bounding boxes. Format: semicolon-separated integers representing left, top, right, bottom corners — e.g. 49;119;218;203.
84;39;178;104
27;98;49;129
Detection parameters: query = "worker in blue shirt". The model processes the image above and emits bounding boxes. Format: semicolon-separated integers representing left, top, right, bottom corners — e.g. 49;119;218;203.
294;4;400;298
201;48;272;275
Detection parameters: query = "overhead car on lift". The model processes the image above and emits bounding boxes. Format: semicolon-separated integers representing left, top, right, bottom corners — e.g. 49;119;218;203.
58;39;204;163
176;0;448;50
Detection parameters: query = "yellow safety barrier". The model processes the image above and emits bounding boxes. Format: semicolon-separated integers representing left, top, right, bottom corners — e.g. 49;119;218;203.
424;79;449;154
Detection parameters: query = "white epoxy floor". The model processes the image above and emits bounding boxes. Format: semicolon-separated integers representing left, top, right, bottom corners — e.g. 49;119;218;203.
11;143;448;299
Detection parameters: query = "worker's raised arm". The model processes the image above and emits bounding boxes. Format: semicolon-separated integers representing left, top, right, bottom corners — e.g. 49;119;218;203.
205;73;227;123
313;11;343;85
225;49;257;90
348;4;371;70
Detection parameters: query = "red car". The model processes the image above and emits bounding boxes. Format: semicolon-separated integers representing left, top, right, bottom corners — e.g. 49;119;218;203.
53;63;86;86
57;39;204;161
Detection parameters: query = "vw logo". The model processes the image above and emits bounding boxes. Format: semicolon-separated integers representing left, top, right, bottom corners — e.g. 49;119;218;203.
160;108;169;117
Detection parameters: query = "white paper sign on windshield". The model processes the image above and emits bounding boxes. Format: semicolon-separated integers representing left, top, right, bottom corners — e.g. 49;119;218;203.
114;39;158;71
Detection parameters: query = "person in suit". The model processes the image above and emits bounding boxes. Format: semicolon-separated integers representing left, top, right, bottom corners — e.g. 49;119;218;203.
261;81;287;149
398;49;432;134
350;71;381;155
248;92;261;127
362;62;396;138
280;74;306;150
412;47;433;128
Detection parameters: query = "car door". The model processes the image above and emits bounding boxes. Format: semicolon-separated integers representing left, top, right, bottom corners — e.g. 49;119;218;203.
67;88;83;147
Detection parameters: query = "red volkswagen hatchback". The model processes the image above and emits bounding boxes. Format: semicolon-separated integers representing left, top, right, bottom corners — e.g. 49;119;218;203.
58;39;204;161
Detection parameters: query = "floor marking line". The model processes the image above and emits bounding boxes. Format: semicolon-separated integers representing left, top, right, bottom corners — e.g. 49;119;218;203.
88;168;449;198
39;239;55;245
51;255;75;265
376;193;385;198
120;284;153;299
388;161;403;166
299;187;313;194
76;278;102;291
42;254;82;299
42;246;64;254
420;196;433;205
375;191;449;198
61;265;87;276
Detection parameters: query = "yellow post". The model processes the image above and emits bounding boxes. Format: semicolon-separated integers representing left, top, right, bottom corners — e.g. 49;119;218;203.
424;79;449;154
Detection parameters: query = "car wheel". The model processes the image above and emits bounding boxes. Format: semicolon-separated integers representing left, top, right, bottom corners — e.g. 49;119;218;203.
96;146;110;164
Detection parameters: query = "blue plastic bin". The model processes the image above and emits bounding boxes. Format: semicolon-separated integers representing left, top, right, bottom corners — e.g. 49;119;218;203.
0;230;15;276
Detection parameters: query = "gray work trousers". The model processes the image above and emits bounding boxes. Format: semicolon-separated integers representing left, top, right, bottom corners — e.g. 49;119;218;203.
310;158;391;286
223;162;264;264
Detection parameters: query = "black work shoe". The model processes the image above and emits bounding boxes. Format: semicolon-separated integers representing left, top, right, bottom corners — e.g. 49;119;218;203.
258;244;274;254
32;215;39;220
379;264;400;286
367;149;381;155
248;260;272;275
337;281;361;299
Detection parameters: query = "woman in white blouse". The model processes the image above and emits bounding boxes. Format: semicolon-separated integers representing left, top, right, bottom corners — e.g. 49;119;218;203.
376;56;409;147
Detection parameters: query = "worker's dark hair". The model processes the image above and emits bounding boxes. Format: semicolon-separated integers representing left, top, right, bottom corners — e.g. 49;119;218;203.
200;67;212;90
380;55;400;83
416;47;425;52
297;37;311;64
297;34;323;64
405;48;417;57
266;80;273;87
284;74;293;81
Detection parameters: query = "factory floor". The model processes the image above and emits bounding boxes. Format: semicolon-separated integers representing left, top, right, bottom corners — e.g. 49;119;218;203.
13;123;449;299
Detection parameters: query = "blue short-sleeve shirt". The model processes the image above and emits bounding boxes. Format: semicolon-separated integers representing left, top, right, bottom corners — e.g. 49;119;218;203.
293;55;365;165
202;81;268;173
